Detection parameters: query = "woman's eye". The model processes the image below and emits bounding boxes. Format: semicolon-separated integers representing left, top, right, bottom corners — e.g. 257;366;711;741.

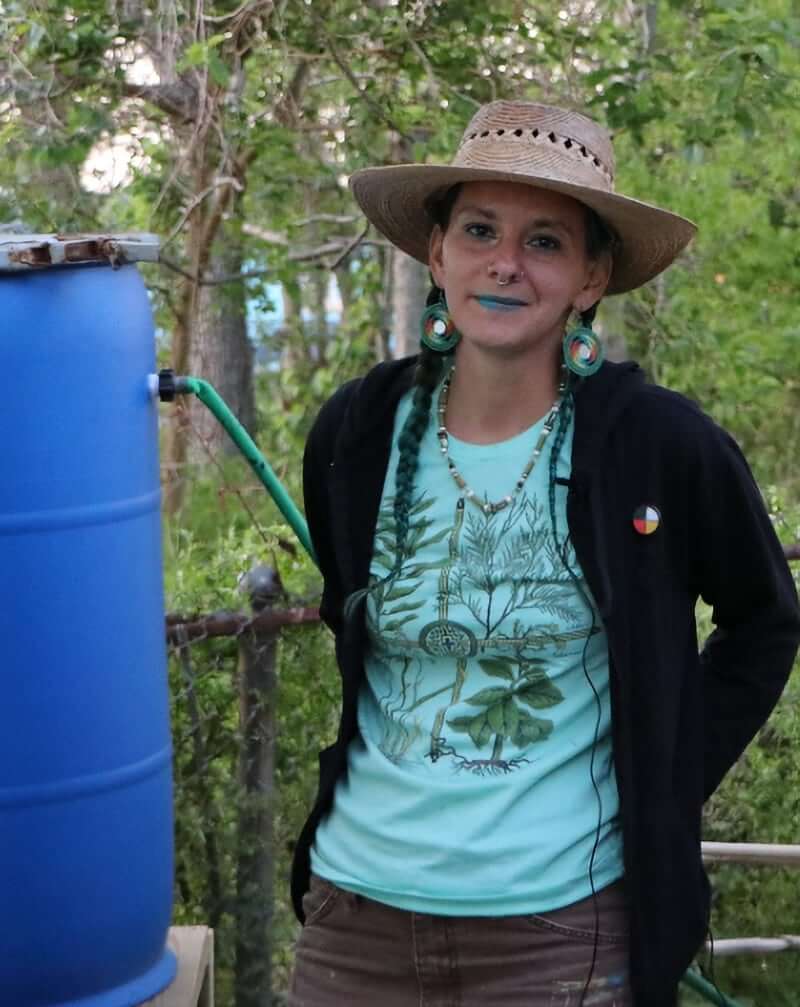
465;223;493;239
528;235;560;250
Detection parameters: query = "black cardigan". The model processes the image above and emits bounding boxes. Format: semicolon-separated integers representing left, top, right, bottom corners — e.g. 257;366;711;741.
291;357;800;1006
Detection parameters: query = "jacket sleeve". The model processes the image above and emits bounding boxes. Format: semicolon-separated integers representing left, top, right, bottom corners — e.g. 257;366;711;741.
302;380;360;636
692;423;800;800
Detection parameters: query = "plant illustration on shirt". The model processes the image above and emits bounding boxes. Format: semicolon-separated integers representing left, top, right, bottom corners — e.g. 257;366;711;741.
453;498;581;637
368;493;451;762
368;489;595;773
369;653;427;762
445;649;562;770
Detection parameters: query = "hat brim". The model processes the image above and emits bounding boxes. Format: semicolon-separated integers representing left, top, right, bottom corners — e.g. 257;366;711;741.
350;165;696;296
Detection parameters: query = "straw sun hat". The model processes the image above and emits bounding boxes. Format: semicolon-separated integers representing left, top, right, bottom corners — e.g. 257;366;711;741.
349;101;696;295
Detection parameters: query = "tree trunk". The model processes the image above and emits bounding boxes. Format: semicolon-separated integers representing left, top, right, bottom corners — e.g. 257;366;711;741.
311;269;329;364
643;2;658;55
334;265;353;324
388;123;429;359
597;297;629;362
278;276;301;372
188;229;256;460
391;248;427;358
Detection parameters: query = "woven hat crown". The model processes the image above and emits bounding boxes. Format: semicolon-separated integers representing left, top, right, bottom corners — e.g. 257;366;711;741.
453;101;616;194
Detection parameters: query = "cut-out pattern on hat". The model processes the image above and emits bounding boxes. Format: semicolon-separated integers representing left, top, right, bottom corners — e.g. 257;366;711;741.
460;126;612;183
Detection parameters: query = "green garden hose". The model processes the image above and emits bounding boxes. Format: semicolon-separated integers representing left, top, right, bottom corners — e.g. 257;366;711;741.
157;370;318;567
681;967;744;1006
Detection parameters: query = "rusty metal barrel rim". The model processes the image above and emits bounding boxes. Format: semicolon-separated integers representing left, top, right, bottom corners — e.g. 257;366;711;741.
0;232;159;271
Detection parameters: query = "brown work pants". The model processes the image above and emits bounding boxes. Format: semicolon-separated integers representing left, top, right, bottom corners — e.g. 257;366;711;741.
289;874;632;1006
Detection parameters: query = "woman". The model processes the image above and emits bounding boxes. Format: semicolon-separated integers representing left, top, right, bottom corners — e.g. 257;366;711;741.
288;101;800;1006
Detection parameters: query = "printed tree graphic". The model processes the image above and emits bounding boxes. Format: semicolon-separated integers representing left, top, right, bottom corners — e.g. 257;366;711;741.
370;493;449;636
452;498;580;638
447;655;564;763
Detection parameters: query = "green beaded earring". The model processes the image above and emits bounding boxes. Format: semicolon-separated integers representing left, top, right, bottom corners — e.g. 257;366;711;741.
563;320;604;377
420;295;460;353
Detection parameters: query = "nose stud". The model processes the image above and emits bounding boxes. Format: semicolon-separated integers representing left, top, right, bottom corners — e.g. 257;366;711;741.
491;267;518;286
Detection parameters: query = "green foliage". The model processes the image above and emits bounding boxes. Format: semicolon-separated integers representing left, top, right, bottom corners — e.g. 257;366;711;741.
4;0;800;1000
164;498;338;1003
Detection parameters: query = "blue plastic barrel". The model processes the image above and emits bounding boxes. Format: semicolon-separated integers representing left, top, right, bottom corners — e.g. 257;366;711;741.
0;235;176;1007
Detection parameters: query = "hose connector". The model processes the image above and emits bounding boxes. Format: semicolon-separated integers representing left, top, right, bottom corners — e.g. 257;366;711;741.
157;369;193;402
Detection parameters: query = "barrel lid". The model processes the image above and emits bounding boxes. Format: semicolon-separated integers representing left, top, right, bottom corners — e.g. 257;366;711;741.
0;233;160;271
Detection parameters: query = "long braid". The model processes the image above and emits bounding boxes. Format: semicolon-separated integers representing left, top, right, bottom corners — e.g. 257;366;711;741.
548;376;576;558
393;345;446;567
343;288;449;620
548;303;596;553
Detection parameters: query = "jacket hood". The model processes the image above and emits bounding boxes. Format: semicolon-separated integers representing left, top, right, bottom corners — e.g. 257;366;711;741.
332;356;417;464
571;359;646;479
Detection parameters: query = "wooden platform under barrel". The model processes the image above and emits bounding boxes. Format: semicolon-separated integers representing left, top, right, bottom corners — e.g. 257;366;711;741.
142;927;214;1007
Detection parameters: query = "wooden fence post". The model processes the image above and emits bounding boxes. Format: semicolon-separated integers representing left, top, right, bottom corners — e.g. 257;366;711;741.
233;565;280;1007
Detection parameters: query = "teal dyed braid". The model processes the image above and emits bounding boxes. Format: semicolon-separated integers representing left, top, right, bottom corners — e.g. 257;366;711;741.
547;378;576;558
342;300;448;620
392;343;447;568
548;303;596;554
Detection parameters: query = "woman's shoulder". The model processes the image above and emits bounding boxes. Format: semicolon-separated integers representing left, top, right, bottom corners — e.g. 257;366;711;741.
632;381;712;431
307;356;417;445
624;377;748;473
583;361;740;468
578;361;723;452
584;356;715;437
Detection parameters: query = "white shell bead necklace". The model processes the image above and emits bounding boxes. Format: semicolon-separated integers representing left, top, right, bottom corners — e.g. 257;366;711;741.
436;365;566;516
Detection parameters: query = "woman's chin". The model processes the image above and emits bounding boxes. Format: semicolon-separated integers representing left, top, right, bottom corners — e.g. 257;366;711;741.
457;328;558;360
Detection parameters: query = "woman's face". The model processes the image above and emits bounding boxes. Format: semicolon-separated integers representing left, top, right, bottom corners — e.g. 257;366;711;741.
428;181;610;362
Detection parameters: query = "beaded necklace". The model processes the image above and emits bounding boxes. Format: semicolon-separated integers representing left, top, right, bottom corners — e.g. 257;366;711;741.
436;366;566;516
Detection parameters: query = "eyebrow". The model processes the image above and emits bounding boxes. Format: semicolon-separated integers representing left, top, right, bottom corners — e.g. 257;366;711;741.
455;204;575;235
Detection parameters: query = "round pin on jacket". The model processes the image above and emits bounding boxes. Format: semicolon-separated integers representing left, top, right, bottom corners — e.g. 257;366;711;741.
633;504;661;535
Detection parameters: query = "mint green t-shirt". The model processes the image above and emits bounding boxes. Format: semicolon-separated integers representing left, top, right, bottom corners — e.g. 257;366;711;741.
311;386;623;915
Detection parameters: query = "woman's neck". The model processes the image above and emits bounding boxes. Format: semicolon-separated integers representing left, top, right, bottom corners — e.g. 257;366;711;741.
442;344;562;444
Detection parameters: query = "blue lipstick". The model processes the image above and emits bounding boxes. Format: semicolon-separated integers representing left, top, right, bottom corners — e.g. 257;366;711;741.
477;295;527;312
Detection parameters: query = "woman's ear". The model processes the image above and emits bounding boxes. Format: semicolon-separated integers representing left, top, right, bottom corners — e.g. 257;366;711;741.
575;250;612;313
428;224;445;289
